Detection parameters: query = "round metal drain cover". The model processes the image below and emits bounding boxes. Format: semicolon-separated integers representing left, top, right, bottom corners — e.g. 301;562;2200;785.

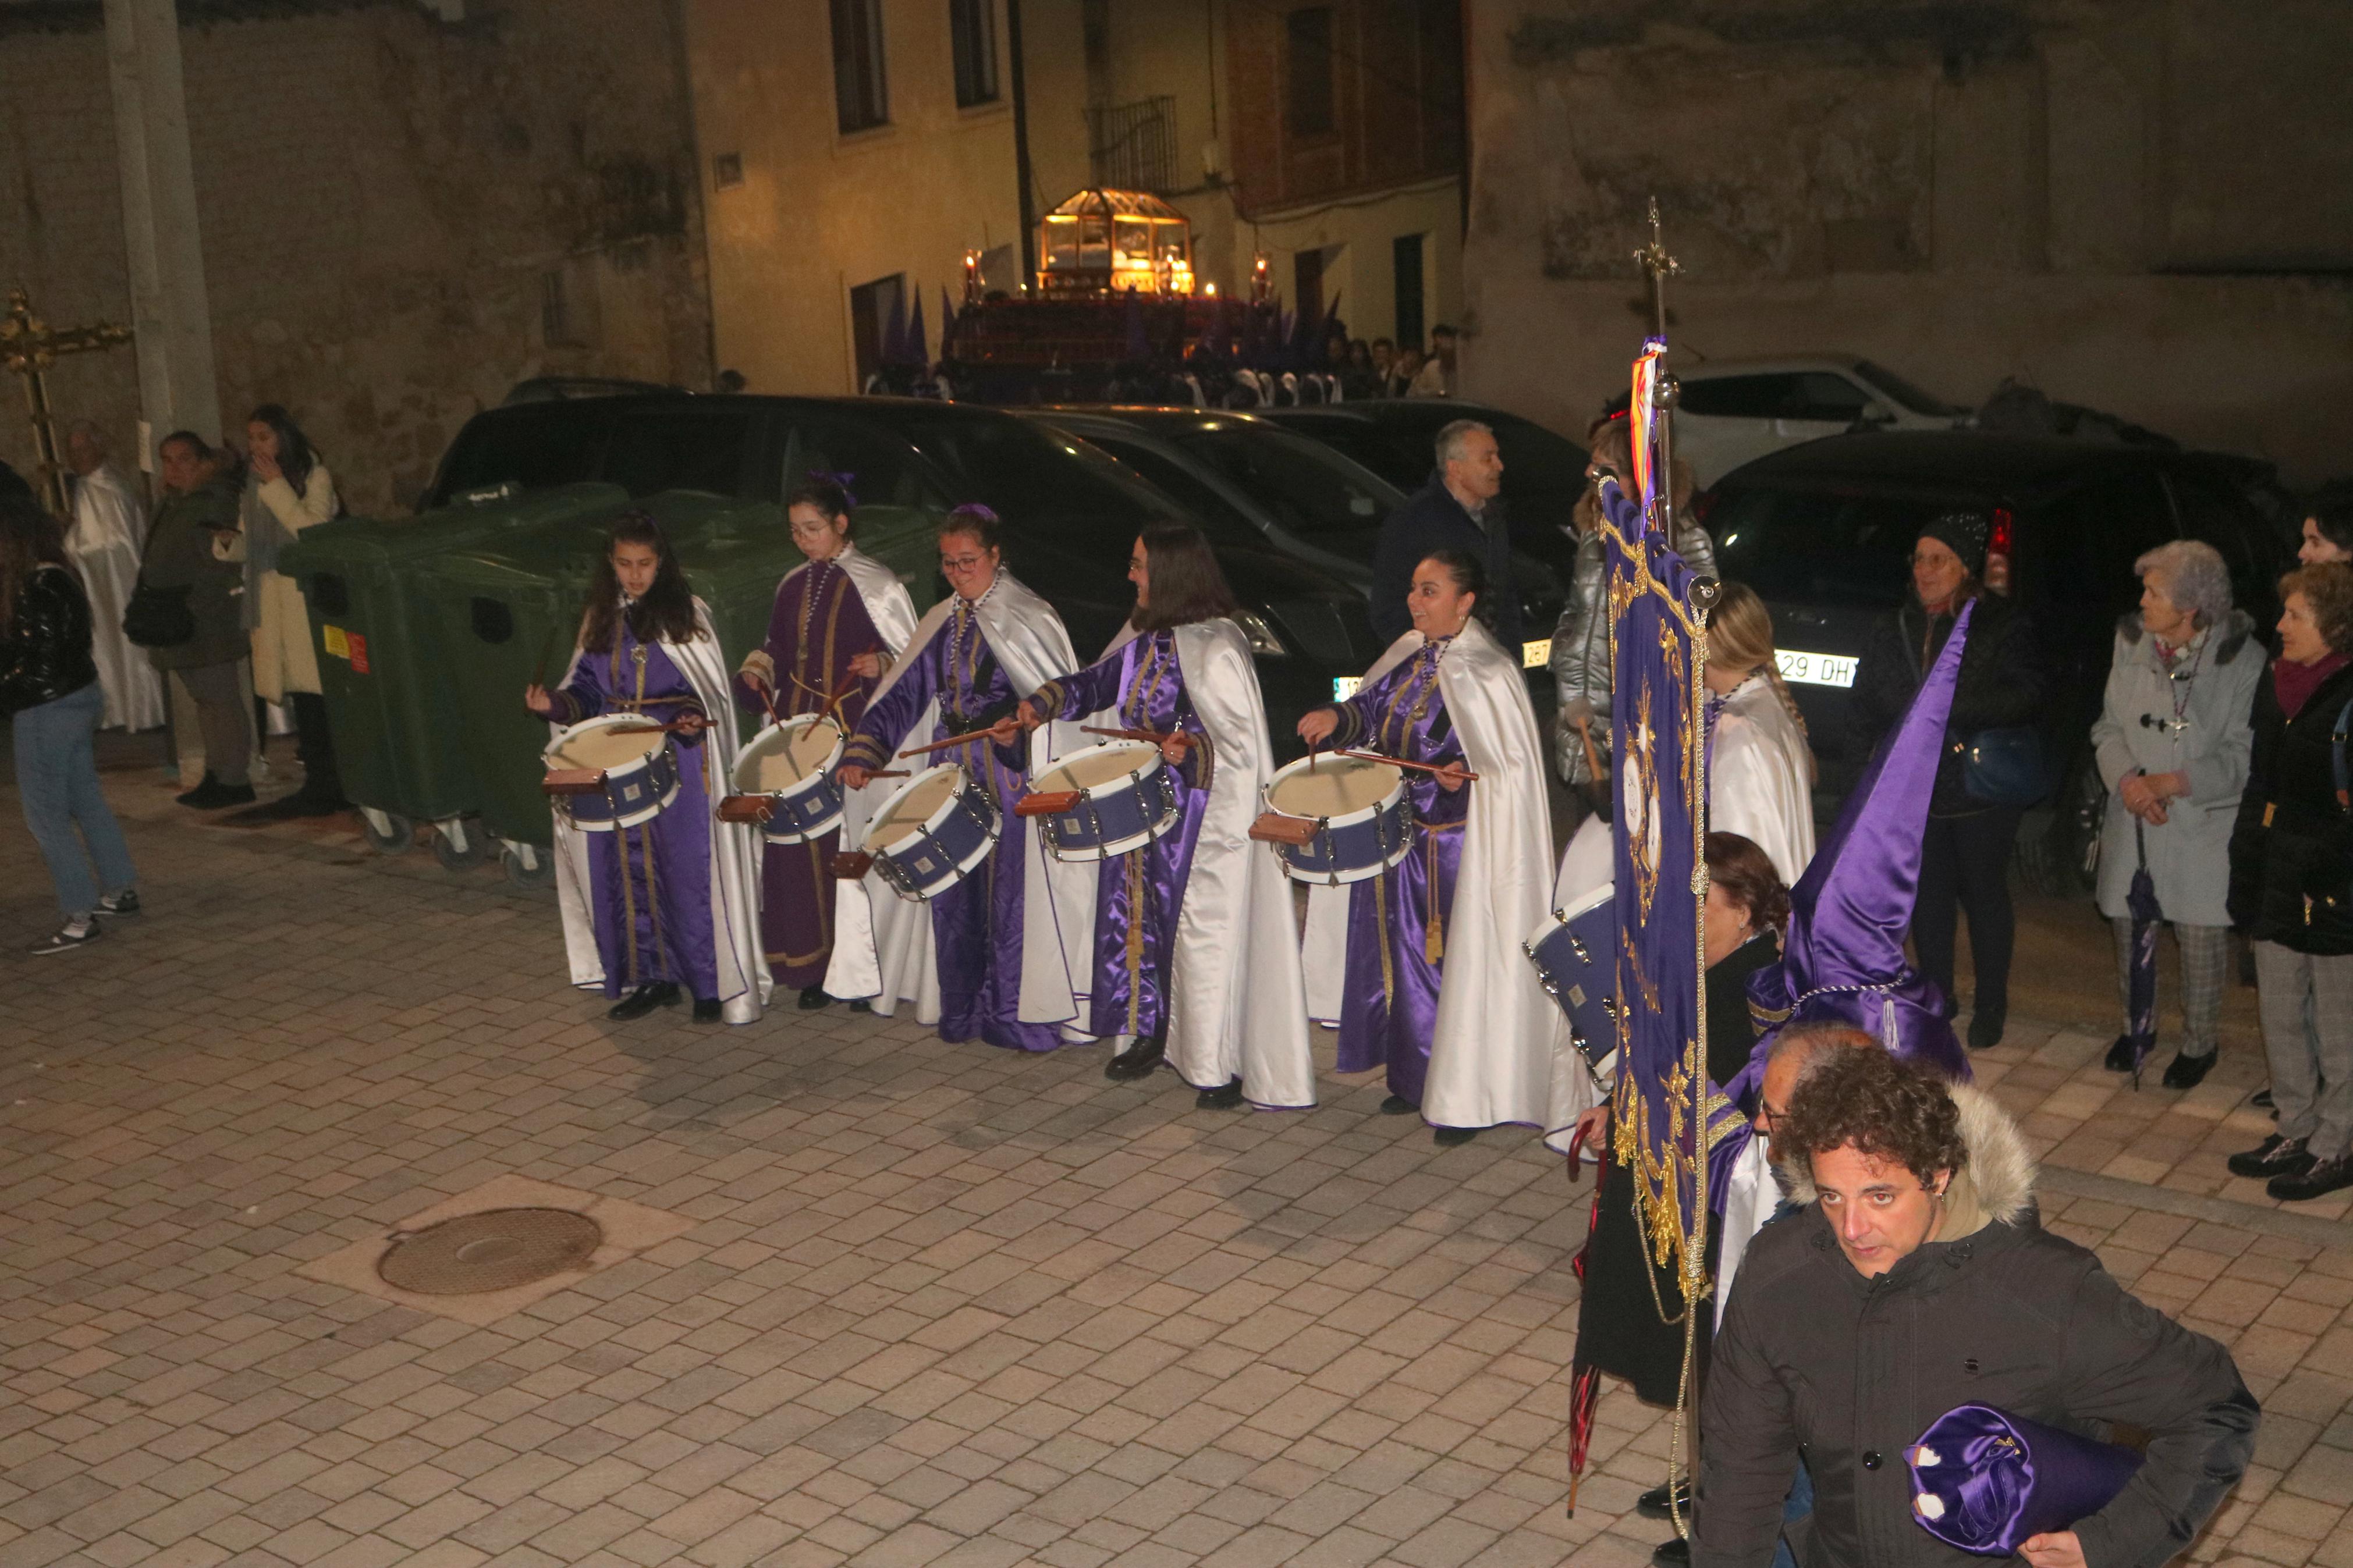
377;1208;602;1295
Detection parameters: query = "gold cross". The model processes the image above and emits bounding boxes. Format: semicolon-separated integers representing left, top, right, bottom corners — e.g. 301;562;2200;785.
1;286;134;517
1632;197;1680;340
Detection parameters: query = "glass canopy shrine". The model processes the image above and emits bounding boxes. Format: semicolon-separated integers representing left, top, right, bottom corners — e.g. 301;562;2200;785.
1038;188;1196;296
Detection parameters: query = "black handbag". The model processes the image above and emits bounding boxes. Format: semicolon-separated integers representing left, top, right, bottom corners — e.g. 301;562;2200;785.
122;582;195;649
1962;725;2049;807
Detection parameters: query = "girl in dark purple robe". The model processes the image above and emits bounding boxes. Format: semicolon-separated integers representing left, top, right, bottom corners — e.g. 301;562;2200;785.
1023;524;1233;1089
1297;551;1479;1118
836;509;1077;1051
733;477;910;1009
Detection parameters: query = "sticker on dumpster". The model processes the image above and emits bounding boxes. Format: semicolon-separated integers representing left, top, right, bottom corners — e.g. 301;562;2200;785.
322;624;350;659
348;633;370;674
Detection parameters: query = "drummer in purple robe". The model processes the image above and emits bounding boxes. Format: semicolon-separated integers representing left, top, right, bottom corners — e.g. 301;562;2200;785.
833;506;1091;1051
1018;522;1315;1108
733;475;917;1010
1298;548;1564;1142
527;513;767;1025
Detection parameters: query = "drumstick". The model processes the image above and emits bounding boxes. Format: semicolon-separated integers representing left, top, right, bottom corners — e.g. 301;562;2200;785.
529;623;562;690
1574;714;1606;785
897;720;1017;759
1338;748;1479;783
1081;724;1191;748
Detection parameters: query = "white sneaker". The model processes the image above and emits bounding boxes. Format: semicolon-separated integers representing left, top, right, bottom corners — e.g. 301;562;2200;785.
29;919;101;955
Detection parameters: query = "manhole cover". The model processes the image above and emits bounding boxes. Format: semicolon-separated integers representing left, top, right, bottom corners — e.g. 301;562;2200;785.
377;1208;602;1295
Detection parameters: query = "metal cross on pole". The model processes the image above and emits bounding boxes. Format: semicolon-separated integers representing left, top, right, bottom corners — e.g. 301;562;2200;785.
1;286;134;517
1631;199;1682;536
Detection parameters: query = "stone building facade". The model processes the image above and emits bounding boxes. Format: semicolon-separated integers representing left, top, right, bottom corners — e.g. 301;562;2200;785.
1463;0;2353;484
0;0;713;516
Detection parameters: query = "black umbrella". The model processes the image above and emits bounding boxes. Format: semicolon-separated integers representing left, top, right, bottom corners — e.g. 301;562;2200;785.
2124;819;2163;1089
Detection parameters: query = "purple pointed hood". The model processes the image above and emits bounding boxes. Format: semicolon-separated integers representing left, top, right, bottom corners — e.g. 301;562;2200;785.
1743;600;1976;1083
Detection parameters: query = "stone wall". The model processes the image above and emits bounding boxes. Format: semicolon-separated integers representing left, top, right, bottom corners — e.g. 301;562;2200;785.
0;0;712;516
1463;0;2353;485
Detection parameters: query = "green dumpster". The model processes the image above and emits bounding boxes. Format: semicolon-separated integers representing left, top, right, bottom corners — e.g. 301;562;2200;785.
276;481;629;864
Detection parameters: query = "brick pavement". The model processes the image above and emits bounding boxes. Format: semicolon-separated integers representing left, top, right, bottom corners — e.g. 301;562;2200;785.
1;759;2349;1567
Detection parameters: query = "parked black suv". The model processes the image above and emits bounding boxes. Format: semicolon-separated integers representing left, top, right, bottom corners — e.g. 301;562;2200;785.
421;393;1379;756
1706;430;2292;887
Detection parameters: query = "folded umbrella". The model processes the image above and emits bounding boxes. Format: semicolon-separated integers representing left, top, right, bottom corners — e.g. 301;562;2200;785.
1907;1403;2143;1556
2125;818;2163;1089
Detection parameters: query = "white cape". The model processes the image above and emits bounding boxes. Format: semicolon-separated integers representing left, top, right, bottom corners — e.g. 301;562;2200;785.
1303;620;1581;1131
68;464;164;731
1715;1136;1776;1331
1710;674;1816;886
831;543;921;657
822;570;1092;1031
1087;619;1315;1107
551;598;770;1024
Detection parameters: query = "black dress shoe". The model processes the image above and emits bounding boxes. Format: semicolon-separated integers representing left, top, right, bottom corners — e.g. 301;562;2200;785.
176;775;255;809
2227;1134;2311;1179
608;982;680;1021
2269;1152;2353;1203
692;997;723;1023
1637;1481;1692;1521
2252;1087;2276;1110
1379;1094;1418;1115
1105;1036;1165;1081
1433;1126;1478;1147
223;791;342;826
2160;1050;2215;1090
1197;1076;1244;1110
797;984;833;1011
1651;1537;1690;1568
2103;1034;2137;1072
1967;1008;2006;1051
847;998;872;1014
173;770;220;806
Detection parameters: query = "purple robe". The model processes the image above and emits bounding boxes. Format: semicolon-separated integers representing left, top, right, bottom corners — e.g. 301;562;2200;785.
1034;630;1211;1041
732;558;884;988
1323;637;1468;1104
843;601;1062;1051
551;627;719;1002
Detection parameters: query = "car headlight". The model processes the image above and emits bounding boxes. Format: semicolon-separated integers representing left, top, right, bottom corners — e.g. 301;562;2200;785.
1234;610;1288;658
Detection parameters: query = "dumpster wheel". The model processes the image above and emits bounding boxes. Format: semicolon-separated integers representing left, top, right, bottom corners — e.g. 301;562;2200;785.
433;819;492;871
359;809;416;855
502;841;556;890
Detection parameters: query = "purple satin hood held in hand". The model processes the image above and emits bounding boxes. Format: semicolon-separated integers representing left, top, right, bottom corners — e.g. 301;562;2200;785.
1739;600;1977;1089
1905;1403;2144;1556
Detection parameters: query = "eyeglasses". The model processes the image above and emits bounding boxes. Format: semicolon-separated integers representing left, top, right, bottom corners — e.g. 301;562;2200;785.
941;554;989;572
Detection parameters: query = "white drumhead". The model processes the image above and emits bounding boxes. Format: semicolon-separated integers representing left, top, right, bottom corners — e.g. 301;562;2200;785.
738;715;843;792
1268;755;1400;819
546;719;663;772
1037;740;1159;794
867;766;963;849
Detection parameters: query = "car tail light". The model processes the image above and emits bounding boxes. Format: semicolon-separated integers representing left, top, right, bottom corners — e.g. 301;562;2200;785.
1688;488;1717;527
1989;506;2014;558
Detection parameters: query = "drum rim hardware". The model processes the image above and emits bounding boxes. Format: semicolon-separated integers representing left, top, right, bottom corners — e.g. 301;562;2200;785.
868;765;1003;902
1030;745;1183;862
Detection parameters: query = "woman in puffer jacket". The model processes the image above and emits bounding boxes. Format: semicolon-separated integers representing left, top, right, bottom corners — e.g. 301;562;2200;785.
0;493;140;953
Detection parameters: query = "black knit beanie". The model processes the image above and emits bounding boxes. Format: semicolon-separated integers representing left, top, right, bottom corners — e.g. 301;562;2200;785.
1918;510;1990;577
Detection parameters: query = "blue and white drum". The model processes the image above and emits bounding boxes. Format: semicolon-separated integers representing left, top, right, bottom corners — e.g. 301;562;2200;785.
542;714;681;832
1523;883;1620;1071
1029;740;1182;862
730;714;846;844
1259;753;1415;885
863;764;1002;901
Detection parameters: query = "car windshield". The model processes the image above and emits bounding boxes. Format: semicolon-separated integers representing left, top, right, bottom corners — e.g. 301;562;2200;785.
1171;426;1394;542
429;404;614;506
1070;433;1267;550
890;411;1179;524
1710;486;1964;610
1851;361;1965;418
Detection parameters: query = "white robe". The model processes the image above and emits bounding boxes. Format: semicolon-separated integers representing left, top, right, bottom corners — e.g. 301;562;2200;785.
66;464;164;731
1710;674;1815;886
551;598;770;1025
1083;618;1315;1107
1304;620;1580;1131
822;570;1093;1032
832;543;921;657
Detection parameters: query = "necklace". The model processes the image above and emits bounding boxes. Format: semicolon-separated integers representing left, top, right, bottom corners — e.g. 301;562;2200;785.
797;556;834;653
945;574;999;718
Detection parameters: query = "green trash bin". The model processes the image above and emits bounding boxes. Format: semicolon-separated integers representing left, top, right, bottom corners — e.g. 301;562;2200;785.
276;481;629;864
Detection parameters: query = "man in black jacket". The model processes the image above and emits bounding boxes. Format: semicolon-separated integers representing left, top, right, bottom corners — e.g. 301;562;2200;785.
1369;419;1517;649
1695;1049;2256;1568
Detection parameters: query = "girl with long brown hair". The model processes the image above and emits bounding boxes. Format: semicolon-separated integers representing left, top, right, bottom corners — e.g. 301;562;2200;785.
1704;581;1818;885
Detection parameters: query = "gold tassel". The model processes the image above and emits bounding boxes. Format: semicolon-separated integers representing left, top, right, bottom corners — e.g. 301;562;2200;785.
1424;828;1445;965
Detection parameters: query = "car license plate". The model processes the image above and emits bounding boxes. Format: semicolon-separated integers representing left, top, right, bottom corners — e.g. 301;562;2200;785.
1776;649;1857;688
1522;638;1552;670
1332;677;1363;701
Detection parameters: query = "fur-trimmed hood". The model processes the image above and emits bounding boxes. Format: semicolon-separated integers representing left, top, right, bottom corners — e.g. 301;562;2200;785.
1777;1081;2038;1232
2116;606;2255;666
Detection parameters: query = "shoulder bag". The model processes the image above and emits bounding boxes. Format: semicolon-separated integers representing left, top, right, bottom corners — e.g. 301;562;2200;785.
1962;726;2049;808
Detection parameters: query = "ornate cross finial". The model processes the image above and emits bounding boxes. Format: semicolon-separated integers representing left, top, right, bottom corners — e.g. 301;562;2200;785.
1632;198;1680;340
1;286;134;516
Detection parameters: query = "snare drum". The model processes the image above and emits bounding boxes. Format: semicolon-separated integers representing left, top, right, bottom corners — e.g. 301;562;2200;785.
1523;884;1620;1071
1256;753;1414;885
728;714;846;844
861;764;1002;901
1026;740;1182;862
542;714;681;831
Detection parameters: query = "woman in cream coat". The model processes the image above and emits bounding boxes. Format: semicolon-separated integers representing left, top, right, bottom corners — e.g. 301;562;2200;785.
1705;582;1817;887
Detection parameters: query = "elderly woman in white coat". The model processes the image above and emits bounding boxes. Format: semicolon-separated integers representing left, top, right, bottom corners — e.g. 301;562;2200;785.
2091;540;2261;1089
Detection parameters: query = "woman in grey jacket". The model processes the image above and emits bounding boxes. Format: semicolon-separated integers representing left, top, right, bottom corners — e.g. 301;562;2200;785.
2088;541;2262;1089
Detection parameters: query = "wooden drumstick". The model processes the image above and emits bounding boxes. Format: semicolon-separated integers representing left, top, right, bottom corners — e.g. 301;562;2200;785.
1081;724;1191;748
897;720;1017;759
1338;748;1478;783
